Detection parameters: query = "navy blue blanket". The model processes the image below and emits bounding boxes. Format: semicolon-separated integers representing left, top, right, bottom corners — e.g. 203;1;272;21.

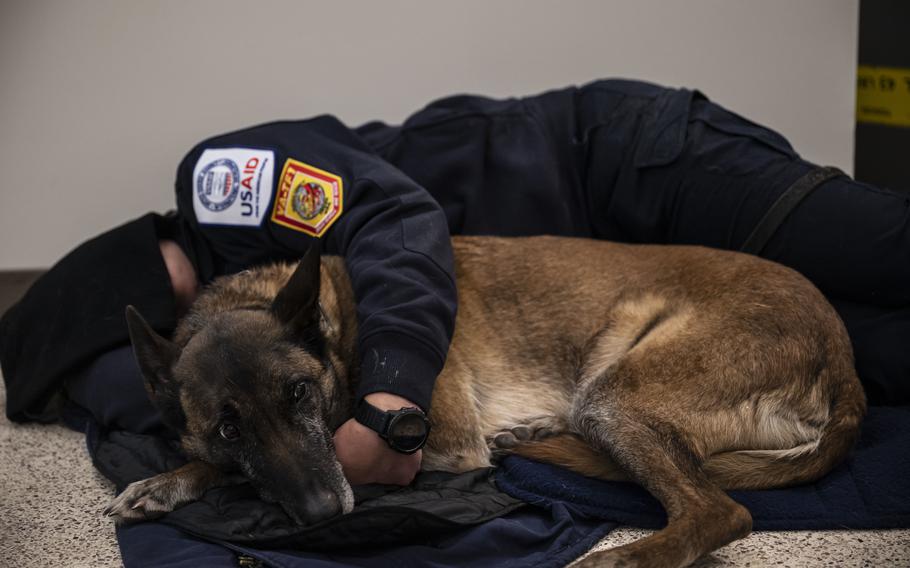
113;407;909;567
497;406;910;531
117;504;616;568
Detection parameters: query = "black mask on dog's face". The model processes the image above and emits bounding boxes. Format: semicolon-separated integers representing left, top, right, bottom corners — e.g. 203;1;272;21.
125;247;355;524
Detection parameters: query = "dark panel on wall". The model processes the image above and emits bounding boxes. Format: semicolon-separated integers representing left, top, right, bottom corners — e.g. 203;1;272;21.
854;0;910;192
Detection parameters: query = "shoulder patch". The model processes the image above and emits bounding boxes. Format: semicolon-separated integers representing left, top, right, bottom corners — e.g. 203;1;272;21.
271;158;344;237
192;148;274;226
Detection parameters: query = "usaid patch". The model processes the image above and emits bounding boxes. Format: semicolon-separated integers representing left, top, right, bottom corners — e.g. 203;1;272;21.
192;148;274;226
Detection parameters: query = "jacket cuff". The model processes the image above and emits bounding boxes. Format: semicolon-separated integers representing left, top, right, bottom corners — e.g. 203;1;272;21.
355;333;446;413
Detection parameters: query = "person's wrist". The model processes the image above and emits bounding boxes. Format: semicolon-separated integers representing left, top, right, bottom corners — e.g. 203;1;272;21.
362;392;421;412
334;393;424;486
357;392;429;455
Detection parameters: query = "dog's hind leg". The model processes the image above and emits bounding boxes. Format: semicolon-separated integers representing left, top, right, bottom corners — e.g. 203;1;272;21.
568;374;752;568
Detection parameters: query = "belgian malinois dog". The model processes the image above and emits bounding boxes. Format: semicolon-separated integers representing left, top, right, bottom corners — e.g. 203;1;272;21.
108;236;865;568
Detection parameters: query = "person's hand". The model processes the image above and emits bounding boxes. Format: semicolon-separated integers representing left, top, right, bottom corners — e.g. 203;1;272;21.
333;392;423;485
159;239;198;316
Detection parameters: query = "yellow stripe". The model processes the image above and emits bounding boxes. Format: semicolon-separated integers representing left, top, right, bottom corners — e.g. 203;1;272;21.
856;65;910;127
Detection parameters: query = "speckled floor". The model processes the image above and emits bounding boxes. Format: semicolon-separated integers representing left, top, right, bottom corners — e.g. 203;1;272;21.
572;527;910;567
0;380;120;567
1;377;909;568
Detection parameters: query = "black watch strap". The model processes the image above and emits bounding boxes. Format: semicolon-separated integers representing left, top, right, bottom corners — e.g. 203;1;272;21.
354;400;393;437
354;400;430;454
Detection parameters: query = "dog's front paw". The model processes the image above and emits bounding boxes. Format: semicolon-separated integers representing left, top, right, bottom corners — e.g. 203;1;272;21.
103;474;185;523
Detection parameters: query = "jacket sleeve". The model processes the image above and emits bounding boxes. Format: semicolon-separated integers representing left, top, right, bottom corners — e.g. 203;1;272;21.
326;168;456;412
174;116;457;412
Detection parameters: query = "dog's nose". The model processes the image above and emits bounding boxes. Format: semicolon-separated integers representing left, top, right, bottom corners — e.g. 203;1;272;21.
301;485;341;523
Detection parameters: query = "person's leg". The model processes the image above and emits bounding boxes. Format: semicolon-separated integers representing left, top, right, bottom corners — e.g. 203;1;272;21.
582;88;910;308
662;98;910;309
64;344;168;436
576;82;910;404
657;100;910;404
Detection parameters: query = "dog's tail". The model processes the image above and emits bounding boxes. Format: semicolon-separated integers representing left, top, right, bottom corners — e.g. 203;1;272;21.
513;371;866;490
702;366;866;490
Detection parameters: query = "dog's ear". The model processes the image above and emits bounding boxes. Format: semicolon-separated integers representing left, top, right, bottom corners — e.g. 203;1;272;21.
125;305;181;400
271;244;321;339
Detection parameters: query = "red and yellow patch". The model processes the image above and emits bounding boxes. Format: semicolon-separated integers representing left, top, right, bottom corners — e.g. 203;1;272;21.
271;158;343;237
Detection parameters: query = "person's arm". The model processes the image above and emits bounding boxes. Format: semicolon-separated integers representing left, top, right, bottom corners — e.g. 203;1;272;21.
321;133;458;485
172;116;457;485
325;171;456;414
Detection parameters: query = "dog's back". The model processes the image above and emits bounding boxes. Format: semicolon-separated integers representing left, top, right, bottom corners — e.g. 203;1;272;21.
425;236;864;567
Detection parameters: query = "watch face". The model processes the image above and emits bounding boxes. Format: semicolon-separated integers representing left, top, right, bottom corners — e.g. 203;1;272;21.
388;410;430;453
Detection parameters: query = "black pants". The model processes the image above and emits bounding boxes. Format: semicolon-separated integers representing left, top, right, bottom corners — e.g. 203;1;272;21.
65;345;166;436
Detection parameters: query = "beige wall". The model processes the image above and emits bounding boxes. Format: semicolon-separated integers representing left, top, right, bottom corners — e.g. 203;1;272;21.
0;0;859;269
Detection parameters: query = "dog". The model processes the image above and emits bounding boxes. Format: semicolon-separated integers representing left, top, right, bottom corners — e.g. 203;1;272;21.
107;236;865;567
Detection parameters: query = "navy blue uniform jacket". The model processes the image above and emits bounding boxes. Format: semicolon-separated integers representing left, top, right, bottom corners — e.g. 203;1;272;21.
1;116;458;419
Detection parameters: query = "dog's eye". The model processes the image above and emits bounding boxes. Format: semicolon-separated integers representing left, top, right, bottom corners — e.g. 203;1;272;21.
219;423;240;441
293;380;309;402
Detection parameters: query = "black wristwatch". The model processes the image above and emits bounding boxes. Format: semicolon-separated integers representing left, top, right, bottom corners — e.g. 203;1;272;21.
354;400;431;454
